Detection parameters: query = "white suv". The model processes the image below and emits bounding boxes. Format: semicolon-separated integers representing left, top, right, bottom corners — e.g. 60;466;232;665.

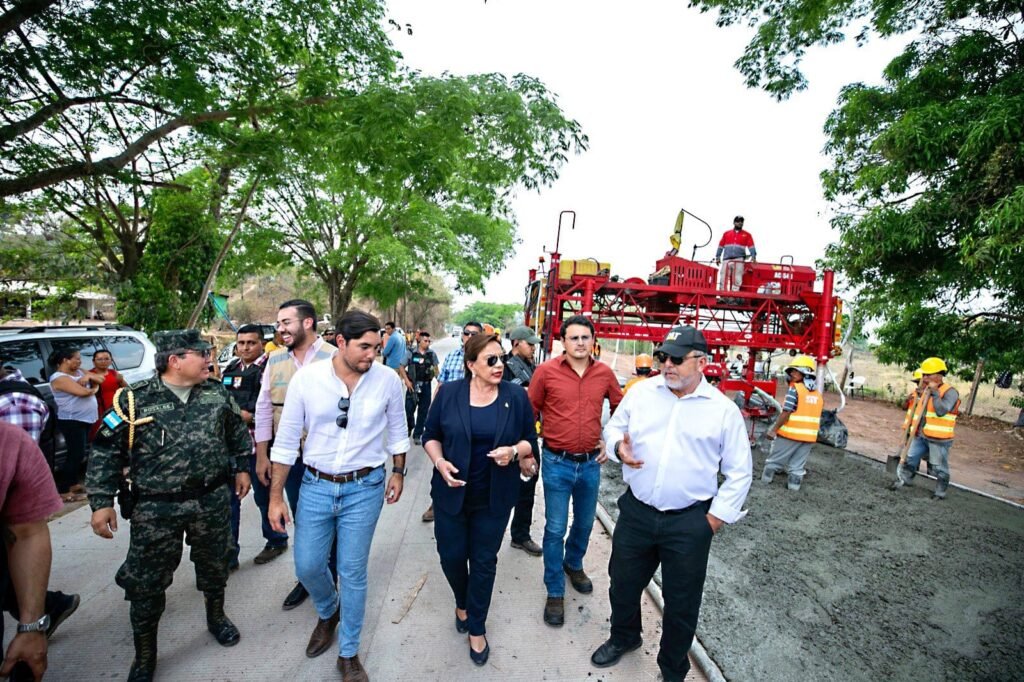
0;324;157;398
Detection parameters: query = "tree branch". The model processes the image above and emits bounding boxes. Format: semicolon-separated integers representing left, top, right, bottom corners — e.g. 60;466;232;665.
0;0;59;39
0;96;333;197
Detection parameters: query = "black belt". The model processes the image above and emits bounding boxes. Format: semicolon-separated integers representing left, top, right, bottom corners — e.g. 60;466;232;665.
306;464;382;483
628;487;710;515
545;447;601;463
137;473;231;503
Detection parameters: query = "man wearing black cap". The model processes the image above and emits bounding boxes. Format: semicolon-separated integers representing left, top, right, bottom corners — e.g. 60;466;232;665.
714;215;757;294
87;329;253;682
592;325;752;682
503;325;542;555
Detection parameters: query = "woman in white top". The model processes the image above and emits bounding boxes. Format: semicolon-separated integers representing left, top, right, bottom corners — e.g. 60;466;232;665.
49;347;103;500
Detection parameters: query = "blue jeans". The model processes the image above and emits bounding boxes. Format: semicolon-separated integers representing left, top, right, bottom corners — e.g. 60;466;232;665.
294;465;385;658
541;449;601;597
228;454;306;564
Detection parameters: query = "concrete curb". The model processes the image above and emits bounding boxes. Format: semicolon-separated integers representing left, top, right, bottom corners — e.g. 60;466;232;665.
595;503;728;682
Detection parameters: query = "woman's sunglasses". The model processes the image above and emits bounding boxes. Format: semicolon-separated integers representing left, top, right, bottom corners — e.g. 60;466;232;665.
482;354;503;367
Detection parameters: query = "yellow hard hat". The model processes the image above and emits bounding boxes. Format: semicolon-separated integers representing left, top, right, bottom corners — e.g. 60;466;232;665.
784;355;816;377
919;357;947;374
912;368;922;381
635;353;653;369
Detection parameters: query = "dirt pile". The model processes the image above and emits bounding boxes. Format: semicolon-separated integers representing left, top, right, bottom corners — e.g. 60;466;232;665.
600;445;1024;681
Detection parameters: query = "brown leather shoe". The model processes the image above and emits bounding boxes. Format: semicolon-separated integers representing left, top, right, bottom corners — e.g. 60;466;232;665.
305;608;340;658
421;504;434;523
338;654;369;681
544;596;564;627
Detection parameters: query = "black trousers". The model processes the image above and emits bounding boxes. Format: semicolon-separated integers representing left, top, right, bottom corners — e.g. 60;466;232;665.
433;497;511;637
608;488;713;681
404;383;432;439
509;455;540;543
56;419;90;493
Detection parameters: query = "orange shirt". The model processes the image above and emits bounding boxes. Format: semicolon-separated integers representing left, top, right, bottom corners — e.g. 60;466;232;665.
528;355;623;453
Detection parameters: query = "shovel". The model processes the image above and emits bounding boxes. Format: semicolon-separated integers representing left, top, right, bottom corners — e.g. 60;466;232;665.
887;391;929;474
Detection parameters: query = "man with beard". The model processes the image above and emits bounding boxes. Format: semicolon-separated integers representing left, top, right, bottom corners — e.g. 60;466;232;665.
592;325;752;682
254;299;338;610
268;310;408;681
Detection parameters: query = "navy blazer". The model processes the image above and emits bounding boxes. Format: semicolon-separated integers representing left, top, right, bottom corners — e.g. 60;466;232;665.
422;378;538;515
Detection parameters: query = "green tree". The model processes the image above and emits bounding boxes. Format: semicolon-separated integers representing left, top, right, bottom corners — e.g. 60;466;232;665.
117;169;219;330
692;0;1024;383
0;0;396;197
455;302;523;331
246;73;587;323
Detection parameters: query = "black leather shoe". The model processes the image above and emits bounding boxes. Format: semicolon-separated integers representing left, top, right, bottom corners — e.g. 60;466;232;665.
564;563;593;594
455;612;469;634
590;637;642;668
254;544;287;565
46;591;80;639
511;538;542;556
543;596;564;627
205;593;240;647
469;637;490;666
282;582;308;610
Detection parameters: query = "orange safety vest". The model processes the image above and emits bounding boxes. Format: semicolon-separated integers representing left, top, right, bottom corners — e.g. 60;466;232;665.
777;382;823;443
918;382;959;440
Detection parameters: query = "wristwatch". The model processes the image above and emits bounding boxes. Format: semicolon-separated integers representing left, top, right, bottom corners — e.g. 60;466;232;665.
392;467;408;476
17;614;50;634
614;440;623;457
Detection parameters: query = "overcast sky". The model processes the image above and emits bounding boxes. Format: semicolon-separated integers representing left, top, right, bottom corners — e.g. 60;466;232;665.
385;0;904;310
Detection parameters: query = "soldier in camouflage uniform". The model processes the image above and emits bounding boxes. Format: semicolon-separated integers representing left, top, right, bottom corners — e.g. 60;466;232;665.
86;329;252;682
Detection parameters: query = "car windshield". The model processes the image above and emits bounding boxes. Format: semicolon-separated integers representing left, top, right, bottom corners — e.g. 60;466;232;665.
102;335;145;369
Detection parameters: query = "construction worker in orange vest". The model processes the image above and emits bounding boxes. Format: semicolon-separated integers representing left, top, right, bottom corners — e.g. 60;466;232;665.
623;353;654;393
891;357;960;499
761;355;823;491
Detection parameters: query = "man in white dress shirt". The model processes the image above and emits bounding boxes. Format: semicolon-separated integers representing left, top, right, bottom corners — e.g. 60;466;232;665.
268;310;409;682
591;325;752;682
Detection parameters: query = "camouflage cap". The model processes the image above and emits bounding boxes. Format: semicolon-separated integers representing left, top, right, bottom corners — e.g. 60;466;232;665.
152;329;213;354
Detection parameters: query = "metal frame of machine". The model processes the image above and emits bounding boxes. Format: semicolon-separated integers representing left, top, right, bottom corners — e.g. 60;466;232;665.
523;210;843;418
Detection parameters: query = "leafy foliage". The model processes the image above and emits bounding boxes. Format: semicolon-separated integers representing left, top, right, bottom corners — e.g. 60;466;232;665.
117;169;220;330
245;72;587;322
454;301;523;330
693;0;1024;383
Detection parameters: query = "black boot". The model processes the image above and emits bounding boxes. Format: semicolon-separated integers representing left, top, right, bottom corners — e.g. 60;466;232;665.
127;629;158;682
204;591;240;646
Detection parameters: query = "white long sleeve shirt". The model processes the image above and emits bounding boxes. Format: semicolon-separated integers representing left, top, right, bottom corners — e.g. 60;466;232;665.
603;375;752;523
270;359;410;473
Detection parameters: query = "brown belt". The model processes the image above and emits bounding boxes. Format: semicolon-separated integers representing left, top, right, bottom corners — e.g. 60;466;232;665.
305;464;380;483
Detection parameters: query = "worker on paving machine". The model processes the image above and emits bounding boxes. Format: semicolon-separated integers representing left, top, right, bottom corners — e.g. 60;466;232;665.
761;355;823;491
623;354;655;394
891;357;960;499
714;216;757;294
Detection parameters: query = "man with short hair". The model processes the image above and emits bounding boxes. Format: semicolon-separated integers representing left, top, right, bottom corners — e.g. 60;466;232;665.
87;330;253;682
503;325;543;556
255;299;338;609
268;310;408;681
421;320;484;523
381;321;405;370
762;355;824;491
714;216;756;293
593;325;752;681
398;331;438;446
529;315;623;627
222;325;278;567
323;329;337;346
0;423;64;681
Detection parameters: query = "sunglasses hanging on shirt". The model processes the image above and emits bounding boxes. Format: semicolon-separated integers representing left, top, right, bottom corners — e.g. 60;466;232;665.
336;397;350;429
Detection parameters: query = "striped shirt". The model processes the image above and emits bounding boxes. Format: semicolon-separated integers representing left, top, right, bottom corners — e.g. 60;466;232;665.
0;369;50;443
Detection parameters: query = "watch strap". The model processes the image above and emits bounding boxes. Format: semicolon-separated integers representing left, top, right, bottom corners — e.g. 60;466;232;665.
392;467;408;476
17;614;49;633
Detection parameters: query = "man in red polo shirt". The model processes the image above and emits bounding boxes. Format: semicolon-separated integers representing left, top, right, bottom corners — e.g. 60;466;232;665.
529;315;623;628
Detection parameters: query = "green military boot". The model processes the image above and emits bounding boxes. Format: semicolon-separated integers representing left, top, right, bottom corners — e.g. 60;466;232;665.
205;591;240;646
127;629;157;682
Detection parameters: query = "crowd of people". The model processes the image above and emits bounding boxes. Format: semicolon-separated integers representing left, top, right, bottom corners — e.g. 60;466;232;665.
2;284;966;681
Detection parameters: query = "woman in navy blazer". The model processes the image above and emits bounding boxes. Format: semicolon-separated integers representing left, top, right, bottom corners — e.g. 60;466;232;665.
422;333;538;666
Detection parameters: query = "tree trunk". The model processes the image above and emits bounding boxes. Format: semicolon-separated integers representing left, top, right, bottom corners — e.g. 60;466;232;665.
964;357;985;416
186;176;260;329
